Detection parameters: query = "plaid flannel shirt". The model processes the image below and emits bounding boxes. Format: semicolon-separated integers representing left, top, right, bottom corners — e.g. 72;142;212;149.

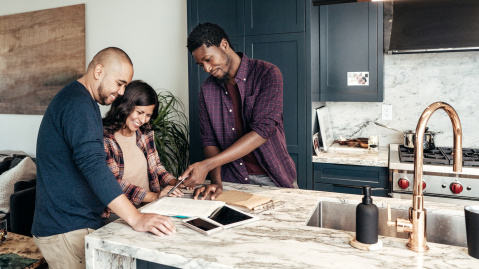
101;128;175;218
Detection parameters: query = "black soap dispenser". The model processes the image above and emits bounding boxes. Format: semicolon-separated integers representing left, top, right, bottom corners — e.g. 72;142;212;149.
356;186;378;244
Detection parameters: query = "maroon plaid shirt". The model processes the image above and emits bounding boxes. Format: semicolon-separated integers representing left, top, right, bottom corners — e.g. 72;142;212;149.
199;53;296;188
101;128;175;218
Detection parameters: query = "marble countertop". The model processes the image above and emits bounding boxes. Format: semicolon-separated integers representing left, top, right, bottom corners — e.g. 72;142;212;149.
313;143;389;167
86;183;479;269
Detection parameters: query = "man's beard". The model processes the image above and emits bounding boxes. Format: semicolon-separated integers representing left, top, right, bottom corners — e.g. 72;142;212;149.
214;51;231;84
215;72;230;84
97;82;109;105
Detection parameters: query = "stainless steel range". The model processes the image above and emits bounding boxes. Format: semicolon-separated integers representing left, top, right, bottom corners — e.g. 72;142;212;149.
389;144;479;202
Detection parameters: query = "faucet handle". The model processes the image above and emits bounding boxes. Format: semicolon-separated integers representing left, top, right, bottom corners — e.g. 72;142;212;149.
386;203;414;233
386;203;397;227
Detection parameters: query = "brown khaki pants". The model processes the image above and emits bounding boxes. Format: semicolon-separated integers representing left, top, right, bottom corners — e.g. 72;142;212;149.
33;228;95;269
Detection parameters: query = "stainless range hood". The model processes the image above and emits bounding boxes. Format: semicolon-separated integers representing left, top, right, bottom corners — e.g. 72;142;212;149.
388;0;479;54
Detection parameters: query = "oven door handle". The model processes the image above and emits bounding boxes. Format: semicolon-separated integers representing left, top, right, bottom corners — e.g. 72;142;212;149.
331;184;386;190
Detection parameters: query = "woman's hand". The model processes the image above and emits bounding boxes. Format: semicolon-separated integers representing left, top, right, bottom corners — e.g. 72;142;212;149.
159;185;184;198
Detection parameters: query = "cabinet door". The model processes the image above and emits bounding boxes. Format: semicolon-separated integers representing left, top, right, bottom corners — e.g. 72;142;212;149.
188;0;244;36
188;37;245;164
316;2;383;102
245;0;305;35
245;33;307;187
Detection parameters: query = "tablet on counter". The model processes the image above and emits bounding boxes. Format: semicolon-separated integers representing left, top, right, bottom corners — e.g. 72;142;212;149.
183;217;223;235
182;205;259;235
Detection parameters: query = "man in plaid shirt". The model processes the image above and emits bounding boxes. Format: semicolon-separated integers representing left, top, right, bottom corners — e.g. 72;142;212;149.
182;22;297;200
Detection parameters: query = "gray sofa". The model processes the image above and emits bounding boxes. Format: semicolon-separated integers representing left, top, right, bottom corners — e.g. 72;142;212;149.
0;153;36;237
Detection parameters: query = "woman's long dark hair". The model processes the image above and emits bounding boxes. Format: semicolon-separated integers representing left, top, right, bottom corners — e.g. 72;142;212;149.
103;80;159;133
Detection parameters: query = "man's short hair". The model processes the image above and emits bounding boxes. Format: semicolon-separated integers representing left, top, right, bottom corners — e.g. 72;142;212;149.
187;22;234;53
88;47;133;70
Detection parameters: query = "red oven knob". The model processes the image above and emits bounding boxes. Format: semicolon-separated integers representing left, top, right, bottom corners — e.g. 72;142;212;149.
423;181;426;190
450;182;463;194
398;178;410;189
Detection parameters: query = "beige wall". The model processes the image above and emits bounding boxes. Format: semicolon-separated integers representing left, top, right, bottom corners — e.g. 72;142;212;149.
0;0;188;156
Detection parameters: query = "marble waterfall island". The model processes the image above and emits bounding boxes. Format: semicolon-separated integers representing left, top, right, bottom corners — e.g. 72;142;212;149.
85;183;479;269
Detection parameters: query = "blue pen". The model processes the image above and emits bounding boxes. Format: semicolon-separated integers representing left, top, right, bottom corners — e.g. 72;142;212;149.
173;215;189;219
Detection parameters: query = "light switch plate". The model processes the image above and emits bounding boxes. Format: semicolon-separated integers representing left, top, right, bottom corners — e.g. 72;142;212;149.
382;105;392;120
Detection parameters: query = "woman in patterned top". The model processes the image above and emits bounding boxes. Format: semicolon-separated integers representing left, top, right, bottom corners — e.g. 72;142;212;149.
102;80;183;219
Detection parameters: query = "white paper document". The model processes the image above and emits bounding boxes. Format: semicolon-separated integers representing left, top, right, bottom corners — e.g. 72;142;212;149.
140;197;225;218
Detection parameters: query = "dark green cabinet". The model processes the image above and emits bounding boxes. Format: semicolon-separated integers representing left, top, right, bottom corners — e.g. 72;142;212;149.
187;0;317;189
245;33;307;187
244;0;305;35
188;0;244;36
313;163;389;197
314;2;383;102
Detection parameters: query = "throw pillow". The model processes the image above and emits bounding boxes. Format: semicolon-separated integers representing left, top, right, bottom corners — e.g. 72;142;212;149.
0;157;36;213
0;150;29;175
9;157;26;170
0;160;11;175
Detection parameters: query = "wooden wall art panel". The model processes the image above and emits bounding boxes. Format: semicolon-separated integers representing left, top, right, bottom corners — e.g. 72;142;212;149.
0;4;85;115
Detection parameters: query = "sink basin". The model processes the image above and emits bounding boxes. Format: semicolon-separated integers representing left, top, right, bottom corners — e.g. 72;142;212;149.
307;200;467;247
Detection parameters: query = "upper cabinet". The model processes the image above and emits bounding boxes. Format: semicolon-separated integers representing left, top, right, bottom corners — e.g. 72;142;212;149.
188;0;245;37
313;2;383;102
188;0;306;36
244;0;305;35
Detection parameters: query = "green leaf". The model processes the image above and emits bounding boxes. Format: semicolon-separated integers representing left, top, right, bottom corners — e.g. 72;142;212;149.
151;90;190;178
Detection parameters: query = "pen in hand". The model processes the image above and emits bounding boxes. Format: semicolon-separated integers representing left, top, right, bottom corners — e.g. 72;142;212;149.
166;176;188;197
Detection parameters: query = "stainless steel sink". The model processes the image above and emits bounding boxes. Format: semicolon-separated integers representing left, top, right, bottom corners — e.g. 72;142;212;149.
306;201;467;247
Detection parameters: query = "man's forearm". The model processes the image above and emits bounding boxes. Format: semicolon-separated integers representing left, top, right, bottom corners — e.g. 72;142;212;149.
182;131;266;188
204;146;222;185
108;194;142;226
203;131;266;172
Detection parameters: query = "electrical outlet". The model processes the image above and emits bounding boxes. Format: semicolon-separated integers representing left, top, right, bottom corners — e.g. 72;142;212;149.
382;105;392;120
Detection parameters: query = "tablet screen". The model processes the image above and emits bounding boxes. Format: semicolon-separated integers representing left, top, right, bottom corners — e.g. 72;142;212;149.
185;218;220;231
209;206;253;225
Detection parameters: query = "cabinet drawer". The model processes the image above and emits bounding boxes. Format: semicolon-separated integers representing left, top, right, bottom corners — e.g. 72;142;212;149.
314;182;389;197
314;163;388;189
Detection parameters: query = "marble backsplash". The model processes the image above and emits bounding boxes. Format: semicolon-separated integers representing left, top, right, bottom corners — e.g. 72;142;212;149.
314;51;479;148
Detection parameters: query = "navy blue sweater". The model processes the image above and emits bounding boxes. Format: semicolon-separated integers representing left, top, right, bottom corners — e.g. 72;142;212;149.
32;81;123;237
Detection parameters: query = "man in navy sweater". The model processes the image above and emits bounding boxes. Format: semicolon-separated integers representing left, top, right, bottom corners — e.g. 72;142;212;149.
32;47;176;269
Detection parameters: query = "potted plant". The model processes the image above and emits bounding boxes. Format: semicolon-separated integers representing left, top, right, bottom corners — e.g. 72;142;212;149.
151;90;189;178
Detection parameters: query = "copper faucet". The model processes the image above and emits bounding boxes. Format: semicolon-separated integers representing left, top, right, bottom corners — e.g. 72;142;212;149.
387;102;463;252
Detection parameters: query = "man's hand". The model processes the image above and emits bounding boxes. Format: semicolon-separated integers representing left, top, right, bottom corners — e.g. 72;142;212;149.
181;133;267;189
180;161;211;188
193;183;223;200
108;195;176;237
130;213;176;237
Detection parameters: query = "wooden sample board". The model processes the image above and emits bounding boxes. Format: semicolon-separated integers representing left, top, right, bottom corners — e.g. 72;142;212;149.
0;4;85;115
